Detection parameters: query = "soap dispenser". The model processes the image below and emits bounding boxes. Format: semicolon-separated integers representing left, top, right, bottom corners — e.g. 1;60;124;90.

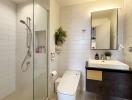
95;53;99;60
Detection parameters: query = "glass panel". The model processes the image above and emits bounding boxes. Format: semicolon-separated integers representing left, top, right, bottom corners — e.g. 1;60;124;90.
0;0;34;100
34;0;48;100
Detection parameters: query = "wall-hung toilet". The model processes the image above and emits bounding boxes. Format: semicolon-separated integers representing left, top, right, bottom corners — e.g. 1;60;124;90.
57;70;81;100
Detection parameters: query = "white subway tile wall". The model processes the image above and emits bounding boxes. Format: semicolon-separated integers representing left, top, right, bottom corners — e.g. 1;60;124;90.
0;0;16;99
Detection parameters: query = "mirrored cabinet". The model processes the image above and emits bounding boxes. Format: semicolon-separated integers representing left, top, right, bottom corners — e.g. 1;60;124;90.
91;9;118;50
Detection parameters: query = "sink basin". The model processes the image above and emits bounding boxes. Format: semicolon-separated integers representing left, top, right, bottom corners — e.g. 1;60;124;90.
88;59;129;71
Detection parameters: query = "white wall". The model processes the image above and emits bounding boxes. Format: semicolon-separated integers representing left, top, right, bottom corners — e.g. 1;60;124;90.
48;0;60;98
34;2;48;31
124;0;132;68
0;0;16;99
59;0;124;91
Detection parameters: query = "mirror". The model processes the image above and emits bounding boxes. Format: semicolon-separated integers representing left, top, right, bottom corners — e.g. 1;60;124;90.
91;9;118;50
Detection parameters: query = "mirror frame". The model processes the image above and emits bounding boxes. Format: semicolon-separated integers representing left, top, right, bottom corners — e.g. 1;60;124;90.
90;8;119;50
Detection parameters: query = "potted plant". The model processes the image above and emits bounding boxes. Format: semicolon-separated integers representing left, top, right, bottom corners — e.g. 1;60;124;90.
55;27;67;53
104;51;112;60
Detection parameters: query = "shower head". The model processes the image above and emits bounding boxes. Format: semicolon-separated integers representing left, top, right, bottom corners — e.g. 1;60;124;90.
20;20;26;24
20;19;31;32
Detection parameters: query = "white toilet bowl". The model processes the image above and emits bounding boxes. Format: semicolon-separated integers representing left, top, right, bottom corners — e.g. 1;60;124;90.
57;70;81;100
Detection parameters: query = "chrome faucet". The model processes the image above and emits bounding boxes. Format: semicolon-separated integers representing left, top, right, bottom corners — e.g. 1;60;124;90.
101;54;105;60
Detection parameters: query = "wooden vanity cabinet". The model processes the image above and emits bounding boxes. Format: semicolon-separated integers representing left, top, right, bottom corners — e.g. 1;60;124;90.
86;69;132;99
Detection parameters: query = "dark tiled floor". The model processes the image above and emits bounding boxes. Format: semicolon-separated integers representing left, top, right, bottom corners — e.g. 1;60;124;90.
81;92;96;100
81;92;130;100
53;92;130;100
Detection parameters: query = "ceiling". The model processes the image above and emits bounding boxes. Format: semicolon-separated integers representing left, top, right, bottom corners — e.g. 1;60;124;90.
10;0;31;4
11;0;96;6
57;0;96;7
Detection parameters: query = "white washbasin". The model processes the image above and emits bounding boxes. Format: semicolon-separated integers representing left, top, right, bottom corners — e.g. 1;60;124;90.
89;59;129;71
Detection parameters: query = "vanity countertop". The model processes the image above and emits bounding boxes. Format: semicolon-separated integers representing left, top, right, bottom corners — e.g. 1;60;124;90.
86;59;131;73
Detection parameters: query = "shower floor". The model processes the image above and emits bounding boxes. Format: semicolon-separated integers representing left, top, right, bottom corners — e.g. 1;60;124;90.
1;88;33;100
1;73;47;100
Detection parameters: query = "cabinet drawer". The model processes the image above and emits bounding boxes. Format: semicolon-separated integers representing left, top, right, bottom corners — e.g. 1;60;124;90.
87;70;102;81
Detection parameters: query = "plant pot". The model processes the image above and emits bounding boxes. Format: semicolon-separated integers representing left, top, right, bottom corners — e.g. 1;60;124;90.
106;56;111;60
56;41;63;46
55;45;62;54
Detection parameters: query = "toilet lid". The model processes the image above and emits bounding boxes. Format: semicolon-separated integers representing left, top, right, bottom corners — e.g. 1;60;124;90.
57;70;81;96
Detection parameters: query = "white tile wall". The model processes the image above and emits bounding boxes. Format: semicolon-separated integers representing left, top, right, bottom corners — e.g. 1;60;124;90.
58;0;124;91
124;0;132;68
0;0;16;99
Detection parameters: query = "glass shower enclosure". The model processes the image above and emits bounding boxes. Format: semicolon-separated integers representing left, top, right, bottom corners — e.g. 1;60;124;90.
34;0;48;100
0;0;48;100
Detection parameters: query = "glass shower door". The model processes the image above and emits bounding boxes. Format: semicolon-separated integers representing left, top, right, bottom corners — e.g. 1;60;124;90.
34;0;48;100
0;0;34;100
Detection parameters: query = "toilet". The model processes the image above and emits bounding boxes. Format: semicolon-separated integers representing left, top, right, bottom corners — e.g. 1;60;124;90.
57;70;81;100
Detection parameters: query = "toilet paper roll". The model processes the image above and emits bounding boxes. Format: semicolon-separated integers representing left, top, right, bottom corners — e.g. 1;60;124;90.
51;71;58;80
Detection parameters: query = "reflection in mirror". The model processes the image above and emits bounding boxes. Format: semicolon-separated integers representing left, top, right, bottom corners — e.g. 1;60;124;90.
91;9;118;50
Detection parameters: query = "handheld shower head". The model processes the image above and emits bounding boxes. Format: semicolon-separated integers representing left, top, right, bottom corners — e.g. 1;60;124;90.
20;19;31;32
20;20;26;24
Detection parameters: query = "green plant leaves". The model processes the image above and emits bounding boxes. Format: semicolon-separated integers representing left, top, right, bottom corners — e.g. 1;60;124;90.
55;27;67;46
